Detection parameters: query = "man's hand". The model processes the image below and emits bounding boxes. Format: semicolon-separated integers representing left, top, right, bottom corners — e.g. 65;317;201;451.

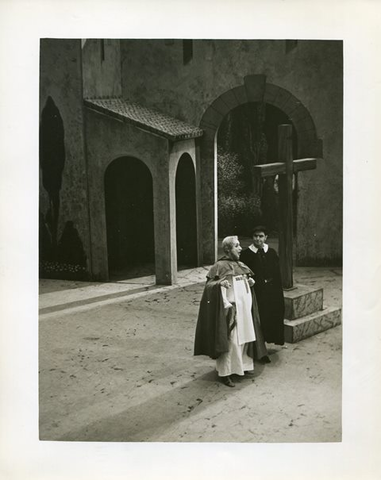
247;277;255;287
220;279;231;289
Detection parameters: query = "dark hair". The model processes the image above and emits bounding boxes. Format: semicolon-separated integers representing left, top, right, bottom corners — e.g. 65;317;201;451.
251;225;268;236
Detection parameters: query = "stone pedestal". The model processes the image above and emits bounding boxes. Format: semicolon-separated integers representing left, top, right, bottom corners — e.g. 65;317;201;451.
283;284;341;343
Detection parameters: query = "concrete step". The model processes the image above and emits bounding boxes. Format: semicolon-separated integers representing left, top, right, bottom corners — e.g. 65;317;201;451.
284;306;342;343
284;284;323;320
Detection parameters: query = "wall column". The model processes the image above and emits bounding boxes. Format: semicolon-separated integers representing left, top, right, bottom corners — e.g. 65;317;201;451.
153;143;177;285
87;165;109;281
194;139;203;266
199;129;217;265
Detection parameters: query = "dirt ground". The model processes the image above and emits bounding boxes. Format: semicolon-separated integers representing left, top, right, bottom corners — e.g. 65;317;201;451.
39;267;342;443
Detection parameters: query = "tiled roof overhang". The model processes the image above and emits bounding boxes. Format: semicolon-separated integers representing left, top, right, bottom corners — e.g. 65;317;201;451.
84;97;204;141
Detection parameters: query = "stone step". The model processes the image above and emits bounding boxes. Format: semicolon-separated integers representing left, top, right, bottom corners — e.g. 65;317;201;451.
284;284;323;319
284;306;341;343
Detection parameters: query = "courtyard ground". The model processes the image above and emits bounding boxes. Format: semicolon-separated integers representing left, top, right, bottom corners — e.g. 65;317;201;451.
39;265;342;443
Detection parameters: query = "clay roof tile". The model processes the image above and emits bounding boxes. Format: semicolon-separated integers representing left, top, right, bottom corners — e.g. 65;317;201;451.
84;97;203;141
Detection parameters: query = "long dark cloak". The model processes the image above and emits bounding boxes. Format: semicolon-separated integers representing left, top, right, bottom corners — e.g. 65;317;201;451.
240;247;285;345
194;257;268;360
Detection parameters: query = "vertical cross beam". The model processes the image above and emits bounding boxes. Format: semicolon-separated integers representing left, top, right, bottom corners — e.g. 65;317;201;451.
278;124;294;289
252;125;319;291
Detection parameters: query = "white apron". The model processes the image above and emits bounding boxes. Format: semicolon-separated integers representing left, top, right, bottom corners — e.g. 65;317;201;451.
216;274;256;377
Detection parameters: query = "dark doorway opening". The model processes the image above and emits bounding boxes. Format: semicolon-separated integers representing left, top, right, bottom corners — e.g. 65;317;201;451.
217;101;298;245
105;157;154;280
175;154;197;269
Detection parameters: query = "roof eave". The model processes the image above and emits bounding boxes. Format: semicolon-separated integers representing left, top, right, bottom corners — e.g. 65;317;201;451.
84;99;204;142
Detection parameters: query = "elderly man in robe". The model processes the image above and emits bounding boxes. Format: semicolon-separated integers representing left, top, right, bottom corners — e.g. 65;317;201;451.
194;236;269;387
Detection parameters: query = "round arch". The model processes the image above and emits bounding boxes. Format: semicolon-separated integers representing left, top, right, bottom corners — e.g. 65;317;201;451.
175;153;197;269
200;82;321;158
104;156;155;279
198;80;322;264
103;151;154;178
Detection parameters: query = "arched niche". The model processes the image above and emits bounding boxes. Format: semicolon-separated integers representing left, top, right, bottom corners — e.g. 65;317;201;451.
175;153;197;269
104;156;154;279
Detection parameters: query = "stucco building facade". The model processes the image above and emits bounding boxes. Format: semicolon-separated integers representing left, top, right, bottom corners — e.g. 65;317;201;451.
39;38;343;283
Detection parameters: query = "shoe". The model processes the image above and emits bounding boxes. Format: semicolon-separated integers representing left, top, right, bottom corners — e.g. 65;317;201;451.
221;376;235;387
244;370;255;377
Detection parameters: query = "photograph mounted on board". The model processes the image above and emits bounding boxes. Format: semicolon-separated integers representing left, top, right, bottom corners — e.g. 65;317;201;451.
39;39;343;442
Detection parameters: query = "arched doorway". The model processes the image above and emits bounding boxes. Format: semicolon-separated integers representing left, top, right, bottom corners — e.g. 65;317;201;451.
199;79;319;264
217;102;298;239
104;157;154;279
175;153;197;269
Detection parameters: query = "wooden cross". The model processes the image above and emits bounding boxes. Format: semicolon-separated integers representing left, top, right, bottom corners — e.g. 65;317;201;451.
253;124;320;289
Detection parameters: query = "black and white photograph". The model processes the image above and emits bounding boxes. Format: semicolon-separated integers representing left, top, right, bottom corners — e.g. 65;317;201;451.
1;1;381;480
38;38;343;443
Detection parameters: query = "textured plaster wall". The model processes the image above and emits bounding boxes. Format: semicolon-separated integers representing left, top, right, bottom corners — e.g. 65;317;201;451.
292;42;343;264
40;39;91;270
82;39;122;99
120;40;343;264
85;109;172;282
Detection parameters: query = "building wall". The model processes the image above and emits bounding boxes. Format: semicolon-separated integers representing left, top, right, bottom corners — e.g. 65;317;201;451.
85;109;199;283
40;39;91;277
120;39;343;264
82;39;122;99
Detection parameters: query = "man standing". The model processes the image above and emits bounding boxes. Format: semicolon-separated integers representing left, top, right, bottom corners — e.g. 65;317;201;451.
194;236;269;387
240;226;285;346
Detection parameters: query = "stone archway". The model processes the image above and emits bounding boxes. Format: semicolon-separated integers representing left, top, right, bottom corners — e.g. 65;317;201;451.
201;76;321;158
175;153;197;269
217;101;299;237
104;156;154;279
199;75;322;264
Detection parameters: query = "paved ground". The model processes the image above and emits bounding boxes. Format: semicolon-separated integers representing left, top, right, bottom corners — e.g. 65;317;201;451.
39;266;342;443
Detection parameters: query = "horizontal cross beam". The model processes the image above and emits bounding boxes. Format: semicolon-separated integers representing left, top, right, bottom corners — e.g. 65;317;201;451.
253;158;320;178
